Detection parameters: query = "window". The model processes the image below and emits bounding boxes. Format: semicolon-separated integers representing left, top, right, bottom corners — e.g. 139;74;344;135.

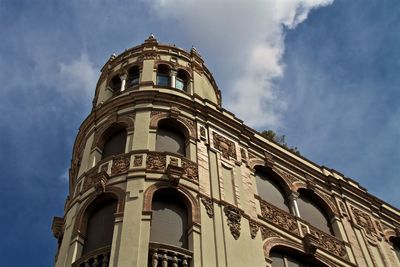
255;166;290;212
156;121;186;156
175;69;188;91
83;199;117;255
390;237;400;261
127;66;140;88
157;64;171;86
109;75;122;92
150;189;188;248
296;190;333;235
102;129;127;159
270;250;326;267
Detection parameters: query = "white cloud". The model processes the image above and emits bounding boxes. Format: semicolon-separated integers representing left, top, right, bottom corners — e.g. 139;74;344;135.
147;0;333;128
59;53;98;101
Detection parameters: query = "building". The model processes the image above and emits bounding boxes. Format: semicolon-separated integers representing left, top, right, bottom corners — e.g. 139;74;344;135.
52;36;400;267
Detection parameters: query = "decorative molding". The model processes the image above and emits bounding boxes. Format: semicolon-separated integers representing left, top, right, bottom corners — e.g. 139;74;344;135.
169;157;179;166
240;148;247;160
182;158;199;181
201;197;214;218
249;220;259;239
199;126;206;140
338;200;348;216
224;205;242;240
52;217;64;240
259;199;299;234
351;206;376;235
213;132;237;159
261;226;281;240
111;155;130;175
273;168;303;191
264;152;275;167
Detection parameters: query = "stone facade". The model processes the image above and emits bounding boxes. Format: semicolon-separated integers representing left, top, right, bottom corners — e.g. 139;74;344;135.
53;36;400;267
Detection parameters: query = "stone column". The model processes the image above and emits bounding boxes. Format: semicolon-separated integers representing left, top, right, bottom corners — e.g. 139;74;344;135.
120;74;127;92
288;192;300;217
170;70;177;88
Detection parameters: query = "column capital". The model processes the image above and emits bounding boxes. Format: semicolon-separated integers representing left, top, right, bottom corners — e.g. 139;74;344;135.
288;192;300;200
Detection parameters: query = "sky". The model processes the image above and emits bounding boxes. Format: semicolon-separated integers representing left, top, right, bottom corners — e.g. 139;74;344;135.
0;0;399;265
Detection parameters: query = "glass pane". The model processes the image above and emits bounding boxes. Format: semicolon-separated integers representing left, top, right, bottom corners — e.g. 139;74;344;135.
270;252;285;267
156;128;185;155
157;75;170;86
255;171;289;212
297;196;331;234
102;130;127;159
175;78;185;90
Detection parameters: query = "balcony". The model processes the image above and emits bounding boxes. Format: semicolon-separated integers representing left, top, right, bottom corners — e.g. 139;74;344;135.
72;246;111;267
148;242;192;267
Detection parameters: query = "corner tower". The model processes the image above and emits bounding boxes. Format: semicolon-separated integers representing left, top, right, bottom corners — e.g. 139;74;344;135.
53;36;400;267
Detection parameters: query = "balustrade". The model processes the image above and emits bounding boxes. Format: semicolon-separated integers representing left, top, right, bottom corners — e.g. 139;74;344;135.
72;246;110;267
148;242;192;267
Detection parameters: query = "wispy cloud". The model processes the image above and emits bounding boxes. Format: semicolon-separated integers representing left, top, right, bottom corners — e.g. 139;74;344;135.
147;0;333;128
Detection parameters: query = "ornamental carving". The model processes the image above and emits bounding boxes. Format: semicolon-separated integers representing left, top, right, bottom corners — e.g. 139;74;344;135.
82;171;109;193
240;148;247;160
201;197;214;218
169;157;178;166
182;159;198;181
315;189;338;215
309;227;348;258
261;226;281;240
146;153;166;171
249;220;259;239
273;168;300;190
199;126;206;139
133;155;143;167
111;155;130;175
259;200;299;234
338;200;348;216
264;152;275;167
351;206;376;235
224;205;242;240
213;132;237;159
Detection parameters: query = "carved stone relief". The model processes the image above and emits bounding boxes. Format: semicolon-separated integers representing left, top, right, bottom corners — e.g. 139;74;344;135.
240;148;247;160
182;159;199;181
199;126;206;139
169;157;179;166
82;171;109;193
111;155;130;175
249;220;259;239
146;153;166;171
261;225;281;240
259;199;299;234
309;226;348;258
213;132;237;159
351;206;376;235
133;155;143;167
224;205;242;240
201;197;214;218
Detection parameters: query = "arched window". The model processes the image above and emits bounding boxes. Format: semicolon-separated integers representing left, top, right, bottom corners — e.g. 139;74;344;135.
156;64;171;87
127;66;140;88
150;188;189;248
83;199;118;255
296;190;333;235
255;166;290;212
102;129;127;160
109;75;122;92
270;249;326;267
390;236;400;261
175;69;189;91
156;120;186;156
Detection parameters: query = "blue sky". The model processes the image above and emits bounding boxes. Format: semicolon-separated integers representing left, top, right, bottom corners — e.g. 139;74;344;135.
0;0;399;265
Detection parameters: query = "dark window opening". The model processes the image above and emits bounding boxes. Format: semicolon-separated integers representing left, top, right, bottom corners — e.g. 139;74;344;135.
390;237;400;261
109;75;122;92
83;200;117;255
150;189;189;249
127;66;140;88
157;65;171;87
102;129;127;159
270;249;326;267
175;70;189;91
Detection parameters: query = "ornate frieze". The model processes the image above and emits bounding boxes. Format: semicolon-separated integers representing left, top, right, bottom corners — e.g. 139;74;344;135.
309;226;348;258
146;153;166;171
259;199;299;234
249;220;259;239
82;171;109;193
111;155;130;175
261;225;281;240
351;206;376;235
224;205;242;240
213;132;237;159
201;197;214;218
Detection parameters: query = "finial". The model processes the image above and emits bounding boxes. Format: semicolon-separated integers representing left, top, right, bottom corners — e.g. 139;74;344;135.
145;33;158;44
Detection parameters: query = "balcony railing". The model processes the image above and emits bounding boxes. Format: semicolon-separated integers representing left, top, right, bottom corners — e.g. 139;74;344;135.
72;246;111;267
148;242;193;267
